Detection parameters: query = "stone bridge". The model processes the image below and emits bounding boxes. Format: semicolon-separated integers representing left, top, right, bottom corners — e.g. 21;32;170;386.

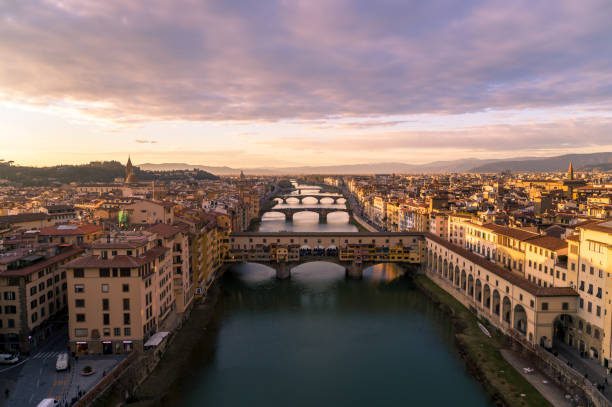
265;207;348;223
226;231;426;279
276;194;346;204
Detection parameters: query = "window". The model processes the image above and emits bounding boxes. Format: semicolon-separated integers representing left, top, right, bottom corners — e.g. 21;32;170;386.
103;313;110;325
562;302;569;311
74;284;84;293
8;319;14;328
76;314;86;322
588;284;593;294
580;298;584;308
123;313;130;325
124;327;131;336
120;268;131;277
74;328;88;337
99;268;110;277
4;306;16;314
30;299;37;309
113;327;121;336
588;302;592;313
579;281;585;291
102;298;109;311
75;299;85;308
123;298;130;311
595;329;600;339
103;328;110;336
3;292;15;301
597;306;601;317
30;286;37;296
31;312;38;323
541;303;548;311
74;268;84;278
597;288;602;298
122;284;129;293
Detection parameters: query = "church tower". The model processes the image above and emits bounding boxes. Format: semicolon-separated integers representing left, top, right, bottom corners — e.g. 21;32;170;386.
567;161;574;180
125;156;138;183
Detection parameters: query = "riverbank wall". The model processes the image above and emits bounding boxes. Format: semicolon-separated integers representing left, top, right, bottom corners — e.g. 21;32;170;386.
78;269;227;407
415;271;611;407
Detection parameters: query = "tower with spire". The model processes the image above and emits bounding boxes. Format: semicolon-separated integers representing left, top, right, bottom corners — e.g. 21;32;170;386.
125;155;138;183
567;161;574;180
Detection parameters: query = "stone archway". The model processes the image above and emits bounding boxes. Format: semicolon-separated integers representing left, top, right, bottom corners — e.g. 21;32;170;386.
514;304;527;335
443;259;448;278
460;269;467;291
475;279;482;303
454;266;460;286
492;290;500;316
467;274;474;297
483;284;491;310
502;296;511;324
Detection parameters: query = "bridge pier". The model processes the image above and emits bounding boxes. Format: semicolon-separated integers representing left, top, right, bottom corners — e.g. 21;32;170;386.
275;262;291;280
318;212;327;224
345;262;363;279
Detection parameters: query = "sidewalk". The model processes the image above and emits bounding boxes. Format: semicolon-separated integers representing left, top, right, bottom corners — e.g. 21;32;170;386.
500;349;573;407
552;341;612;399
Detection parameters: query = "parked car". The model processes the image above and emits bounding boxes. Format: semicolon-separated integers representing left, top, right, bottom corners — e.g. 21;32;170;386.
36;399;59;407
0;353;19;364
55;352;69;371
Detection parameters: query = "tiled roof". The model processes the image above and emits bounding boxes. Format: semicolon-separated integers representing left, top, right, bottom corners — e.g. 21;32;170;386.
0;213;51;224
146;223;182;238
525;235;567;251
40;224;102;236
64;246;168;269
482;223;539;241
425;233;578;298
0;246;84;276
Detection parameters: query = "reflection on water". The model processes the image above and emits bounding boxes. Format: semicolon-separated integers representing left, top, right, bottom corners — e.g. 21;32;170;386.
363;263;406;283
176;262;494;407
170;182;492;407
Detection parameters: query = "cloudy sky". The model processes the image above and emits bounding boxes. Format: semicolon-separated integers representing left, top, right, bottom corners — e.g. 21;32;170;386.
1;0;612;168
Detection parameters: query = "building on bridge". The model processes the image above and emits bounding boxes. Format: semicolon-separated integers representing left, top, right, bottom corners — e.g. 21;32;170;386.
226;232;426;279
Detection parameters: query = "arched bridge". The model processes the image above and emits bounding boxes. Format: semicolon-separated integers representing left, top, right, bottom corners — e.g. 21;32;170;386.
276;194;346;205
226;231;426;279
265;207;348;223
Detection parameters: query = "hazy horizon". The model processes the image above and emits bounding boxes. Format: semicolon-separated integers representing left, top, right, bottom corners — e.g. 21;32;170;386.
1;1;612;167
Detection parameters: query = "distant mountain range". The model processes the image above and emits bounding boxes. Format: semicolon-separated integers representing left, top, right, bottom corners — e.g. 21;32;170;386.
139;152;612;175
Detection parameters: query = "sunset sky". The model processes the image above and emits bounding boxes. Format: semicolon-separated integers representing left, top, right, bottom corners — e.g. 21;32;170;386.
1;0;612;168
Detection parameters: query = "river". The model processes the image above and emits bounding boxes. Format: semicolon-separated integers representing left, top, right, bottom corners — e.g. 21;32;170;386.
174;185;493;406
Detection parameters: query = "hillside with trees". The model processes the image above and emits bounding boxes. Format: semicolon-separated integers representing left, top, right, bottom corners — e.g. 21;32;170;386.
0;160;218;186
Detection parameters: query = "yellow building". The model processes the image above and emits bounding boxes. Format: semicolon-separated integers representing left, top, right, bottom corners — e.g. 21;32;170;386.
64;231;173;354
0;244;83;353
566;220;612;366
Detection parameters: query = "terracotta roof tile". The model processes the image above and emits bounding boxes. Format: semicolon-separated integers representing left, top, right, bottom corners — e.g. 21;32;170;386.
425;233;578;298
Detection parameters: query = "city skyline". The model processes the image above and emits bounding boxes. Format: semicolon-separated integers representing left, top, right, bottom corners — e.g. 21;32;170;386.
1;0;612;167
